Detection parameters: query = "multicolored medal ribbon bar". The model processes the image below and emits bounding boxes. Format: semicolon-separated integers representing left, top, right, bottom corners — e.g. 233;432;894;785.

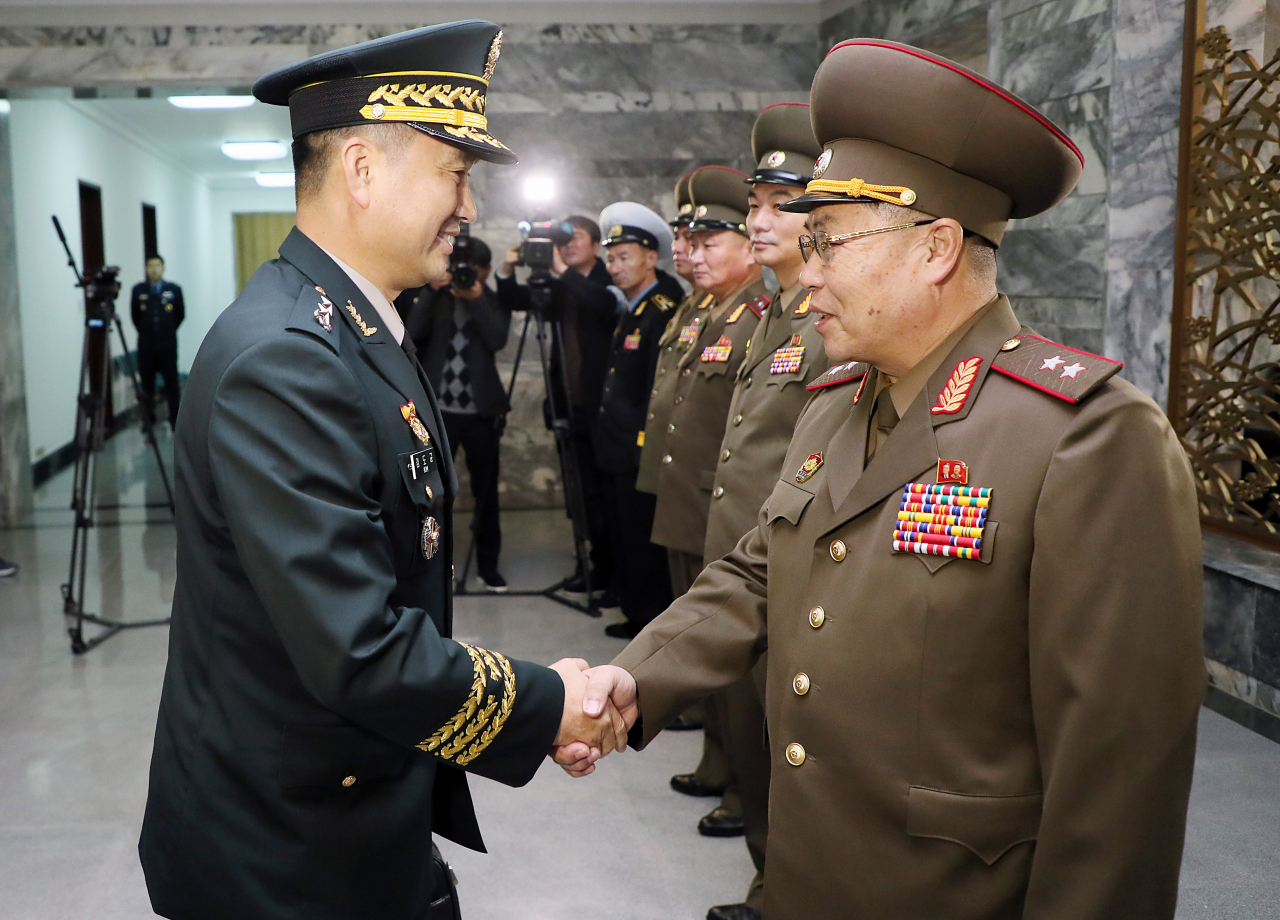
623;332;641;350
770;335;805;374
678;316;702;346
892;482;992;559
701;335;733;363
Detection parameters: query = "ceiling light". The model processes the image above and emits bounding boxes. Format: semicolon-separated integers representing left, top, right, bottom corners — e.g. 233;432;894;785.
523;176;556;202
255;172;295;188
0;100;10;115
169;95;255;110
222;141;289;161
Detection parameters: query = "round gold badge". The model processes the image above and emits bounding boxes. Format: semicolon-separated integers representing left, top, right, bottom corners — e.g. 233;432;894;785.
813;149;833;179
370;103;386;119
786;743;806;766
1001;337;1022;352
899;188;917;206
695;205;708;218
766;150;787;168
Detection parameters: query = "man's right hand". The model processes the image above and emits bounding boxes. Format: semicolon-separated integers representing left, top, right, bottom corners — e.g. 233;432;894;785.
549;664;639;777
547;659;628;777
497;244;521;279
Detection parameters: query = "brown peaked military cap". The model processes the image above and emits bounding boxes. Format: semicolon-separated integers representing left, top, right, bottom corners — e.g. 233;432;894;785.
688;165;750;236
749;102;822;188
781;39;1083;245
670;171;696;229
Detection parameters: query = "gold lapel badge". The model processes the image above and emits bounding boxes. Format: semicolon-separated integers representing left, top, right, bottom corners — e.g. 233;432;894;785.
421;516;441;559
345;300;378;337
400;401;432;447
796;452;823;483
314;286;335;332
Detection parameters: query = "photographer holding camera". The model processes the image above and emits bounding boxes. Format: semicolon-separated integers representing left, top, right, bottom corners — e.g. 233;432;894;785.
397;232;511;593
495;216;619;602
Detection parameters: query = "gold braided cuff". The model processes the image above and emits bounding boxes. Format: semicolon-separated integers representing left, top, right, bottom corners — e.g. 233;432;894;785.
805;177;918;207
417;643;517;766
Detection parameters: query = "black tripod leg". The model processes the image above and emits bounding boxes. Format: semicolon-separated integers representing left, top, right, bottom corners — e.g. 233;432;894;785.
113;315;175;515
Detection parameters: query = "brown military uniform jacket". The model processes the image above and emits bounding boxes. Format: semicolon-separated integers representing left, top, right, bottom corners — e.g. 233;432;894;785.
704;283;831;562
636;288;709;495
616;296;1205;920
650;276;771;556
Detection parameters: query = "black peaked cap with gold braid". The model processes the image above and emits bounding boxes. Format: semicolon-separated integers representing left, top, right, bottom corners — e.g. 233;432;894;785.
252;20;516;165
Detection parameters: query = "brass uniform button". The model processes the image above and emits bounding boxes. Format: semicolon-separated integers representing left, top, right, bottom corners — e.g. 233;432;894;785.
744;377;752;387
786;743;806;766
830;540;847;562
733;414;743;426
713;486;724;498
342;775;357;787
682;368;691;376
793;673;810;695
721;449;731;461
809;606;825;628
667;423;676;433
425;485;433;500
675;395;685;404
1001;337;1021;352
662;454;673;464
651;388;658;398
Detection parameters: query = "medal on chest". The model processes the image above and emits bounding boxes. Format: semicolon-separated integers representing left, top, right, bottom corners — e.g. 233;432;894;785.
770;335;805;374
421;516;441;559
623;331;642;351
400;401;433;447
701;335;733;363
893;482;992;560
678;315;703;346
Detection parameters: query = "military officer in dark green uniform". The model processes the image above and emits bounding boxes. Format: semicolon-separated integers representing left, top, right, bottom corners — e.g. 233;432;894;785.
138;22;625;920
130;254;185;428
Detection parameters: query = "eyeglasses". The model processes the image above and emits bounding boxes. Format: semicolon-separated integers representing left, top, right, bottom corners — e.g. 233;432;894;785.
797;220;935;265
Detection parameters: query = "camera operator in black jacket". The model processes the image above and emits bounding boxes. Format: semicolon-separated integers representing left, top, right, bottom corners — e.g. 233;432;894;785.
495;216;618;602
398;236;512;592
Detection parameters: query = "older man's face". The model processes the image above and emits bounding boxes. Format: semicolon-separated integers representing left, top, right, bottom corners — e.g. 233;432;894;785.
798;204;927;366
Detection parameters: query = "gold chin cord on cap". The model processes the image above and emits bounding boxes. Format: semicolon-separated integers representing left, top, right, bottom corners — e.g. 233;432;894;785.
806;177;917;207
360;104;488;129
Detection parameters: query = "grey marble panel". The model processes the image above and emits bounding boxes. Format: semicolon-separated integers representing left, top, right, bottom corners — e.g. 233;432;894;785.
1205;0;1267;58
650;40;821;92
1002;0;1110;38
1204;568;1258;674
1254;586;1280;689
0;110;32;527
909;7;991;71
1010;191;1106;230
821;0;991;46
1037;90;1109;196
997;225;1105;298
1007;295;1104;327
1104;266;1174;403
1203;530;1280;593
998;8;1111;103
489;110;757;166
0;44;305;87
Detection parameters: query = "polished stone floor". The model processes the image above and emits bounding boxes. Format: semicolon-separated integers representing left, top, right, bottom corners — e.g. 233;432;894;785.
0;427;1278;919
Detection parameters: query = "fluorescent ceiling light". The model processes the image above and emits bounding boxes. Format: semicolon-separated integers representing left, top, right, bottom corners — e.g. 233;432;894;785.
256;172;295;188
169;95;255;110
0;100;10;115
223;141;289;161
523;176;556;202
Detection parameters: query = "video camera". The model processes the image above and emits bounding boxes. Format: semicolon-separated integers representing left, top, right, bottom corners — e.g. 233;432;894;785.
83;265;122;326
448;223;479;290
515;219;574;275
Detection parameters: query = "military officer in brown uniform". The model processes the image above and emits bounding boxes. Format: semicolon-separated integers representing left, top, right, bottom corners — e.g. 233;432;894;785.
568;40;1205;920
698;101;829;920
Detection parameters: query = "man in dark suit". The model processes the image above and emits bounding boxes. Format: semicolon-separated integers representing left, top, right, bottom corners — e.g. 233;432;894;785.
138;23;625;920
496;217;619;601
398;237;512;592
130;253;185;428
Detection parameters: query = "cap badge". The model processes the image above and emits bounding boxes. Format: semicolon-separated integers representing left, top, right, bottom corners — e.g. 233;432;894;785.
766;150;787;168
609;225;623;238
483;31;503;83
370;103;386;119
678;203;693;216
345;300;378;337
813;149;833;179
931;356;982;415
796;453;823;483
893;483;992;561
695;205;708;218
314;286;334;332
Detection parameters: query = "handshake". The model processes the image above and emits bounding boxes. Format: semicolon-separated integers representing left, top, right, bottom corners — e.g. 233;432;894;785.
547;659;640;777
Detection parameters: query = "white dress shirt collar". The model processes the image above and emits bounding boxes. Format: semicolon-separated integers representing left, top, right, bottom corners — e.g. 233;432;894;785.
318;246;405;345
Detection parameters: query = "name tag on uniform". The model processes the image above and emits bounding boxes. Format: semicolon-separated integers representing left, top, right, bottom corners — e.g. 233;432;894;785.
623;332;641;350
406;447;436;480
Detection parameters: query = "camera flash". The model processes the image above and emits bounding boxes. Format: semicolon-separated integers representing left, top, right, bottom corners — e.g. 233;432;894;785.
523;176;556;202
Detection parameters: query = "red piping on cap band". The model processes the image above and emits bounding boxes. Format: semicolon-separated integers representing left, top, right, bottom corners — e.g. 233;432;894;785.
826;40;1085;167
759;101;810;112
693;165;749;178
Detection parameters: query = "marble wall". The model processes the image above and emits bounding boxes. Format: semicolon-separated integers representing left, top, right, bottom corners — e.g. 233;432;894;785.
0;109;32;528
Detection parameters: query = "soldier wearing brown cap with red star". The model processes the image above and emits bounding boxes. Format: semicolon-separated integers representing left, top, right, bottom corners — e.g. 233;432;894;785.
566;39;1205;920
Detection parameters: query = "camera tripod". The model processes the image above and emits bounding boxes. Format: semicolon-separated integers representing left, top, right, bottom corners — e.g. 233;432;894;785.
453;279;602;616
53;216;175;654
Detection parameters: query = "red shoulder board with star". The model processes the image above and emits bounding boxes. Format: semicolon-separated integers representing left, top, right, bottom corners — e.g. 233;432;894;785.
806;360;869;391
990;334;1123;404
747;293;771;319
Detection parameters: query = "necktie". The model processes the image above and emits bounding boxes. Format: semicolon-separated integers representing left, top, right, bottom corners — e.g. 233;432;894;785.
866;385;899;464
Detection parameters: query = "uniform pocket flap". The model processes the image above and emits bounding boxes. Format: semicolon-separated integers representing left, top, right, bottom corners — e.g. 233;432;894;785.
280;724;412;795
766;479;814;526
906;785;1041;865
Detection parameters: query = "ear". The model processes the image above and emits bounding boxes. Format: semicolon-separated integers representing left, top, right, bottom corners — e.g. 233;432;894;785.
339;136;376;209
920;218;965;285
645;249;659;269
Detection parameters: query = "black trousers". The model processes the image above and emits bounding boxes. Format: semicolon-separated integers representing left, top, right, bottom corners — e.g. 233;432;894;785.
599;469;672;627
572;430;613;588
442;412;502;576
137;341;181;427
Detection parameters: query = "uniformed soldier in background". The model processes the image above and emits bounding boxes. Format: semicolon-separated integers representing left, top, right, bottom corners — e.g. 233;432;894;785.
593;203;685;639
571;39;1205;920
130;254;185;429
697;101;829;920
140;23;626;920
649;165;768;838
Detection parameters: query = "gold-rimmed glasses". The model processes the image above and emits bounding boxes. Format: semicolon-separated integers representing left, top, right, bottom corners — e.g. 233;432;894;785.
797;220;935;264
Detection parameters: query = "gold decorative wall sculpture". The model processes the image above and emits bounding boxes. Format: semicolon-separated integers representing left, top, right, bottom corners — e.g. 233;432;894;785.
1171;26;1280;543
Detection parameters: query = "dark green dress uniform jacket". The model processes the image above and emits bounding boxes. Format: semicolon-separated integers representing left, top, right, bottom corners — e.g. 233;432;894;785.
593;273;686;474
139;228;563;920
